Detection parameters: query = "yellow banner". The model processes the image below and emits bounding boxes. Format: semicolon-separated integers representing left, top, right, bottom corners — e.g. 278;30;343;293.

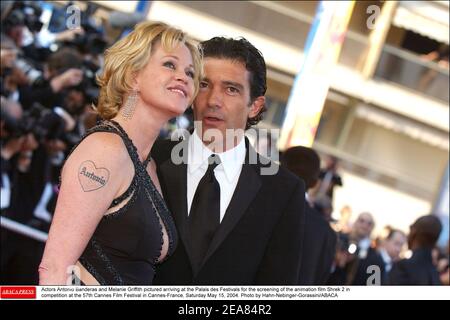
279;1;355;149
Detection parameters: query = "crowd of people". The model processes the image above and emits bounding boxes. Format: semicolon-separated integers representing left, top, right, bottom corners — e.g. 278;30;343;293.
1;2;448;286
1;1;107;283
280;146;449;285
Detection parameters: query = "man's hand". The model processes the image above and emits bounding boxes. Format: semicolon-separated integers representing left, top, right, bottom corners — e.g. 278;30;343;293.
1;136;26;160
0;48;17;70
22;133;39;152
50;68;83;93
45;139;67;155
55;28;85;42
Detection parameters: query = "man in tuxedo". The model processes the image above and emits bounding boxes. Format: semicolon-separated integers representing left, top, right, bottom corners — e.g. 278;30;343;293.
281;146;337;285
152;37;306;285
378;228;406;282
389;215;442;285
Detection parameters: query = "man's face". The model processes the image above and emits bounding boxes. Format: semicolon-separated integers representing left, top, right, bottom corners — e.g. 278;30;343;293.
193;58;264;150
385;232;406;261
64;89;85;115
353;213;374;240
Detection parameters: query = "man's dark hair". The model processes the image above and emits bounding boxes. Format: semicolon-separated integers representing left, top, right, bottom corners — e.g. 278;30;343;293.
281;146;321;189
386;228;405;241
200;37;267;129
47;47;83;75
410;215;442;248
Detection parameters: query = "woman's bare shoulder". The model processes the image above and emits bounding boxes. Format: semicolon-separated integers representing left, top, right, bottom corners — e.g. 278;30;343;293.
62;131;134;188
68;132;130;167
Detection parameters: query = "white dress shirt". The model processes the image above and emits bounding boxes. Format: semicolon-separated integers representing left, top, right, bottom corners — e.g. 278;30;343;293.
379;248;393;273
187;129;246;223
358;237;372;259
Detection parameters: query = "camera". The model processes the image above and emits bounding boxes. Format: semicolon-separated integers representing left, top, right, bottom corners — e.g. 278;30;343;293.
56;58;100;110
2;1;43;33
13;56;43;84
53;2;108;55
1;103;67;142
336;233;358;255
70;31;108;56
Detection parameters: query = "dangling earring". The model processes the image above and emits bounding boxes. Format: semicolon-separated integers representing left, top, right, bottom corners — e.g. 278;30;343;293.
121;90;138;120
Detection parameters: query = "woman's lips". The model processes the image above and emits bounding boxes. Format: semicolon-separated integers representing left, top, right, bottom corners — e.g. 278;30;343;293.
167;85;187;97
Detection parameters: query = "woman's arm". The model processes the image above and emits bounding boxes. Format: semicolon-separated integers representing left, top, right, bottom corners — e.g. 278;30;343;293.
39;132;133;285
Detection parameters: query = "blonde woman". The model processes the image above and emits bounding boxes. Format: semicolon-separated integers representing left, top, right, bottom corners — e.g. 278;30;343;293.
39;21;202;285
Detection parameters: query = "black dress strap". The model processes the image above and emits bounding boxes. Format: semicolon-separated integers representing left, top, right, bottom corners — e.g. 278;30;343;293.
68;120;140;167
105;120;146;168
142;153;152;168
107;120;153;169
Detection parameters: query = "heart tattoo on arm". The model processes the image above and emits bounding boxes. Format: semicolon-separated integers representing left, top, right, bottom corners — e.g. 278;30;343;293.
78;160;110;192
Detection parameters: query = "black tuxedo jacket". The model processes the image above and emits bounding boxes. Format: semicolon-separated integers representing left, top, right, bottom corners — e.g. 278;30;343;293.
388;247;441;285
298;205;336;285
152;138;306;285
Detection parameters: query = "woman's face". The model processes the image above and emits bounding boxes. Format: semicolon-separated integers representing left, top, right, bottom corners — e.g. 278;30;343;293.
135;41;196;118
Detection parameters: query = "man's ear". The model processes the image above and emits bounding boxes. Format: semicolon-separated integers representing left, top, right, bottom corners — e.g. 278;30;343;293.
248;96;265;118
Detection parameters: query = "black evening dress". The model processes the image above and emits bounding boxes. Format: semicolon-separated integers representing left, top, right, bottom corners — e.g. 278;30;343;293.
70;120;177;285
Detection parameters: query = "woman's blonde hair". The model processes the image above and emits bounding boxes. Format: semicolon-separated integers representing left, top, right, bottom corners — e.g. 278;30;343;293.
96;21;203;119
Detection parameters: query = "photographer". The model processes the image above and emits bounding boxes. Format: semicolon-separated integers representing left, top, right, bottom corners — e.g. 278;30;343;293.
1;37;30;102
328;212;386;285
327;233;357;285
0;1;104;284
1;97;24;210
1;96;43;285
1;2;44;86
0;99;75;284
19;47;83;110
